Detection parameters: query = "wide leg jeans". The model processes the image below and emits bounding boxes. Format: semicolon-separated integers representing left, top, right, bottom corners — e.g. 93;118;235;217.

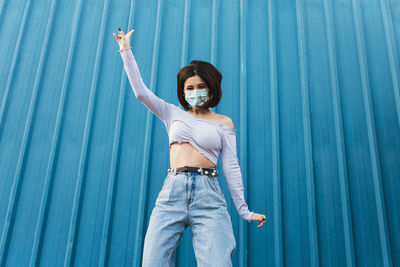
142;171;236;267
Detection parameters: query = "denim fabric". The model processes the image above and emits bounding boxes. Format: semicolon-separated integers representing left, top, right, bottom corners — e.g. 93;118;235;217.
142;171;236;267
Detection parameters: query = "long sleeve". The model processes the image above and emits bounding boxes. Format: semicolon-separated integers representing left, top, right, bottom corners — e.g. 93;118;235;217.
119;47;173;125
220;128;254;222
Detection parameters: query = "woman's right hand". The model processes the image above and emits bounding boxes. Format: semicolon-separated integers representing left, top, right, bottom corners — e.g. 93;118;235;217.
113;28;135;49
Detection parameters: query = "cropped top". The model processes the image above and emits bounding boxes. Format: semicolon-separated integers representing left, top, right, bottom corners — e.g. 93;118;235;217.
119;47;253;222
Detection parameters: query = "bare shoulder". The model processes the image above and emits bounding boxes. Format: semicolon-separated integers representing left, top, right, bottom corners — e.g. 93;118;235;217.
216;114;234;128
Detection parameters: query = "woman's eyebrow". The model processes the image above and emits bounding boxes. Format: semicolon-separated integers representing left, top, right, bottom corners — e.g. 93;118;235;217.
186;83;206;87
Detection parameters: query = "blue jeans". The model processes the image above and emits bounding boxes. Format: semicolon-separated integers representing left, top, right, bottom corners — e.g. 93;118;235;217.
142;170;236;267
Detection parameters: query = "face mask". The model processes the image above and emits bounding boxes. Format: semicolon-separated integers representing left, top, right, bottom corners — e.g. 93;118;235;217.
185;89;209;109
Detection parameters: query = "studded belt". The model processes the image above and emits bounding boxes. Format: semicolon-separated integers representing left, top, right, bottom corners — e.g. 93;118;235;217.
168;166;218;177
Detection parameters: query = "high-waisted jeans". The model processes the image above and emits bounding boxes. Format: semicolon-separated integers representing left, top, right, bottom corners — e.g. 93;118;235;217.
141;171;236;267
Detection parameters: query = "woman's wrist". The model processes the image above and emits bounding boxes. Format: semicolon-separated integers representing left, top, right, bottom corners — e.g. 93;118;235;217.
118;46;132;52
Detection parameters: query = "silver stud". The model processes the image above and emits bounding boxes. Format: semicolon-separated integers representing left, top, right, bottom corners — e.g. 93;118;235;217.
205;170;209;175
213;169;216;172
198;168;201;173
212;173;216;176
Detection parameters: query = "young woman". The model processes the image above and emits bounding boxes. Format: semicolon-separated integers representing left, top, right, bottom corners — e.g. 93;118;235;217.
113;28;266;266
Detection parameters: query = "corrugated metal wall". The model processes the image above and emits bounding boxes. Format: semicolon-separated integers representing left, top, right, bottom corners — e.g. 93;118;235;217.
0;0;399;266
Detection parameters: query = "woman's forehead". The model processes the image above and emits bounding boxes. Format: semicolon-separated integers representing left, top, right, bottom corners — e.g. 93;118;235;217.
184;75;205;86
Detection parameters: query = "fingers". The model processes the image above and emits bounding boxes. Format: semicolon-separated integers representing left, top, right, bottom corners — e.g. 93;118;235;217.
255;213;266;228
113;32;121;42
126;29;135;39
257;217;266;228
118;28;125;37
114;28;134;43
253;213;266;221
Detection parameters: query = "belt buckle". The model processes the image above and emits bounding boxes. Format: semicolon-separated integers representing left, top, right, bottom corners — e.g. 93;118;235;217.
182;166;190;172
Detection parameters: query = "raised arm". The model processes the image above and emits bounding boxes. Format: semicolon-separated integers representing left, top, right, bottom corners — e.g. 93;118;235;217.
114;29;173;124
119;47;173;123
220;127;254;222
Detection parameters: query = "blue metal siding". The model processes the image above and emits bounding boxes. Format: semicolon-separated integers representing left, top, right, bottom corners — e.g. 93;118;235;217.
0;0;399;266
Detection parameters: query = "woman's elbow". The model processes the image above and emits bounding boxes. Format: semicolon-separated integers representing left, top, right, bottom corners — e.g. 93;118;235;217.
132;89;145;101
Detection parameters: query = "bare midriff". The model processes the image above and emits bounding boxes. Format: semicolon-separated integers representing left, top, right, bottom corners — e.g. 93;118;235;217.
170;142;216;169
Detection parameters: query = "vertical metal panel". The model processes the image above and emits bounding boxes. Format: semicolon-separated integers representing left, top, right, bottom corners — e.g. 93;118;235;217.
323;0;356;266
238;0;248;266
0;0;399;266
351;0;392;265
266;1;284;266
296;1;319;265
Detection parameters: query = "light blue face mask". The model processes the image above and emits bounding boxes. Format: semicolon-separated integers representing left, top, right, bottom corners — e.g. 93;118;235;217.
185;89;209;109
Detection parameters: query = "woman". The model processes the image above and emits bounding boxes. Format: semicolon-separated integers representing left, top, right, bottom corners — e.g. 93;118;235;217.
113;28;266;267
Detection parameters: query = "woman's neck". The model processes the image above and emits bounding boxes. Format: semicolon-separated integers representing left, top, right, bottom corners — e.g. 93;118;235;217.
189;107;211;115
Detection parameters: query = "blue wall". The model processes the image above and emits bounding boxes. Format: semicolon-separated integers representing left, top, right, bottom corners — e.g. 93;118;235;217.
0;0;399;266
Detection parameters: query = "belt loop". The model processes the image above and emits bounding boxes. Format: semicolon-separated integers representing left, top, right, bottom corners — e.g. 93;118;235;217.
197;167;203;175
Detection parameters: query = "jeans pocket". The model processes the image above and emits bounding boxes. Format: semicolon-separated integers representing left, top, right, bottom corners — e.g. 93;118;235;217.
206;177;224;197
213;179;224;197
162;173;171;187
156;174;173;203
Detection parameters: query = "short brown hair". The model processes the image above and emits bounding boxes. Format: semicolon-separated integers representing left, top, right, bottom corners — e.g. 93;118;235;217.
177;60;222;110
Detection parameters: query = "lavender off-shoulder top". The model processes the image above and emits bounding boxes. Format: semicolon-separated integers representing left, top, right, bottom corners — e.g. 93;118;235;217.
119;47;253;222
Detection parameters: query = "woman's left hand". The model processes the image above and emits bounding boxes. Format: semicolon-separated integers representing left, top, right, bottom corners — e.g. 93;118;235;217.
251;212;266;228
113;28;135;49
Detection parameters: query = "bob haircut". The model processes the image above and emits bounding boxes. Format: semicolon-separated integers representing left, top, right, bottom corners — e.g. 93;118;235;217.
177;60;222;110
